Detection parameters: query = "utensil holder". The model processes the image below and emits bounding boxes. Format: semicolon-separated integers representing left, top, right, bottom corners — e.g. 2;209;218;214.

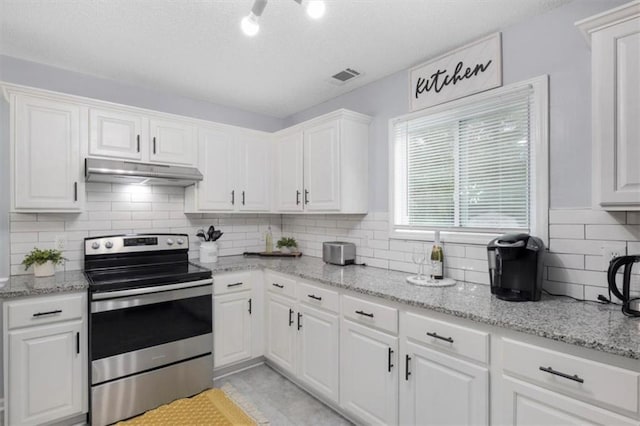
200;242;218;263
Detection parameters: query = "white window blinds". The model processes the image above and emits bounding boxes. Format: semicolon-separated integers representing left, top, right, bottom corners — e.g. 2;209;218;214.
392;85;535;233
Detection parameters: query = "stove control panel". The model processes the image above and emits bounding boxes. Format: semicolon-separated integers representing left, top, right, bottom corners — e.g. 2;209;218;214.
85;234;190;255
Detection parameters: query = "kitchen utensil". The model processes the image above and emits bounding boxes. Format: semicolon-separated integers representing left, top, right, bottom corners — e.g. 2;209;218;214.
212;231;223;241
607;255;640;317
207;226;215;242
196;229;207;241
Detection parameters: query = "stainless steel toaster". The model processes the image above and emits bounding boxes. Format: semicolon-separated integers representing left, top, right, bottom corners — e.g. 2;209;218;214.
323;241;356;265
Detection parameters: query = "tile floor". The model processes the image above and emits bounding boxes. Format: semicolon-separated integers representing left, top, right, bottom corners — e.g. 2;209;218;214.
214;364;353;426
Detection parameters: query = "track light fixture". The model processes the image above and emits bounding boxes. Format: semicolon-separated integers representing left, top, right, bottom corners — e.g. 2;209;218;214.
241;0;326;36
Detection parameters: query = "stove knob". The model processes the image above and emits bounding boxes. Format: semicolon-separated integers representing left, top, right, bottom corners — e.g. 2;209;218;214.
167;238;175;246
177;238;185;245
105;241;114;249
91;242;100;250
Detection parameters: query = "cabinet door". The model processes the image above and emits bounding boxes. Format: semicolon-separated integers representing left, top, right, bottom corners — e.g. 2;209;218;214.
297;304;339;404
149;118;196;166
400;341;488;425
214;291;252;368
303;120;341;211
502;376;638;426
594;16;640;208
8;321;83;426
195;127;235;211
89;108;143;160
340;319;398;425
13;95;82;211
265;293;296;374
237;134;271;211
274;132;304;212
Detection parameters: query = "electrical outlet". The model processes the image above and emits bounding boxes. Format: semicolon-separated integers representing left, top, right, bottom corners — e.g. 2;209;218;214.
55;235;67;251
601;245;625;269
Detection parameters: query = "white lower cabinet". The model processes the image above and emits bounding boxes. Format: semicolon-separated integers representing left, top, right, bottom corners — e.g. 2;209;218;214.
213;271;261;370
400;340;488;425
502;376;639;426
297;303;339;403
340;318;398;425
214;291;253;367
265;291;297;374
3;292;87;426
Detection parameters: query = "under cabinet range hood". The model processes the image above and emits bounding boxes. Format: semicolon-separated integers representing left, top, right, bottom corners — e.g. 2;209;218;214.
85;158;203;186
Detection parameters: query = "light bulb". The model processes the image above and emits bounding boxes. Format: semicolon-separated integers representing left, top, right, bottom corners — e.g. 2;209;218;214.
241;12;260;36
306;0;325;19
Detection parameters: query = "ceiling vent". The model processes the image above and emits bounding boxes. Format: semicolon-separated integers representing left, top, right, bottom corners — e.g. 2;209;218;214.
328;68;362;86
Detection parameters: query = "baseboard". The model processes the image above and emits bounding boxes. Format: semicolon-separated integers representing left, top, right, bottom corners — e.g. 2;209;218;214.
213;357;265;381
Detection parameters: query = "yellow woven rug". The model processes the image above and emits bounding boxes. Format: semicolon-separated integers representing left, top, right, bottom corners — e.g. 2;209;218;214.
118;383;269;426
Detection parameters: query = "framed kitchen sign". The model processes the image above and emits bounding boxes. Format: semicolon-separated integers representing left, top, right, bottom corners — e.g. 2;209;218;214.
409;33;502;111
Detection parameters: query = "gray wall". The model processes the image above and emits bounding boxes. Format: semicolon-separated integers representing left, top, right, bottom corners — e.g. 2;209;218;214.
283;0;627;211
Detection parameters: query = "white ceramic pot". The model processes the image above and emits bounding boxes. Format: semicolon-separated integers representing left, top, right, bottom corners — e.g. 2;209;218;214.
34;261;55;277
200;242;219;263
280;246;291;254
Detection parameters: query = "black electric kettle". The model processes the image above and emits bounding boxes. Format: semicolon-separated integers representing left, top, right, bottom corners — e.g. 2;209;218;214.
607;255;640;317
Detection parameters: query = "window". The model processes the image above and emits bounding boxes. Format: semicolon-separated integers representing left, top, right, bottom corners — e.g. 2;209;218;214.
390;76;548;244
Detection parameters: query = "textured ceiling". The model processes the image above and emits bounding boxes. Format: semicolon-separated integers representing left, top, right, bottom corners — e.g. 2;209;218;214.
0;0;571;118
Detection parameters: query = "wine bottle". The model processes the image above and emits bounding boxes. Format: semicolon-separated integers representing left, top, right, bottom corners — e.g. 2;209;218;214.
430;230;444;280
265;226;273;253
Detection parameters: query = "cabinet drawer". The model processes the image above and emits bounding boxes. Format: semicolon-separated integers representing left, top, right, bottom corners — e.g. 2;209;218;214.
342;295;397;334
404;312;489;364
213;271;252;295
6;293;84;329
265;271;297;298
502;338;640;415
297;281;339;313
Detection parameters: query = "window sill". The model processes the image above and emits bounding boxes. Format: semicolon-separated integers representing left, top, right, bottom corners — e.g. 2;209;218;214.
390;228;500;246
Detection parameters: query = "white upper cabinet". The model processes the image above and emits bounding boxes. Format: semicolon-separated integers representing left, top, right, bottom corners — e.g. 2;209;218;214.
11;93;83;212
185;127;271;213
189;126;235;211
149;118;196;166
237;133;271;211
89;108;144;160
87;108;196;166
273;109;371;214
577;1;640;210
304;120;341;211
274;131;304;212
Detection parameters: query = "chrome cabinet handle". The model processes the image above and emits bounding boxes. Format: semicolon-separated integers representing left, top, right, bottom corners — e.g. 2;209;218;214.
297;312;302;330
242;191;245;205
288;308;294;326
355;310;374;318
388;348;394;372
272;283;284;289
307;294;322;301
427;332;454;343
231;190;235;205
539;366;584;384
296;190;301;205
227;282;243;288
74;182;78;201
136;134;140;152
248;298;252;315
153;137;157;154
304;189;309;204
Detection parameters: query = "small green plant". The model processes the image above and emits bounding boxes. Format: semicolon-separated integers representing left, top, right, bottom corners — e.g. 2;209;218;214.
22;248;66;270
276;237;298;249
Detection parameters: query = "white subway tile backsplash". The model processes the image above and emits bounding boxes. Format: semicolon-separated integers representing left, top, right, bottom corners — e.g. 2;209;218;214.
544;253;585;269
549;238;625;255
586;224;640;241
547;267;607;287
11;221;65;232
549;224;584;239
549;209;626;225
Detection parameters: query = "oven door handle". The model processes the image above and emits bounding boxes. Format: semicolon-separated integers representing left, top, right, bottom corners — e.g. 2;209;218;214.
91;280;213;313
92;279;213;300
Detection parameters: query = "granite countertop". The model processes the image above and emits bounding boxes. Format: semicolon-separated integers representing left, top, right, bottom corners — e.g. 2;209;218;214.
197;256;640;360
0;270;89;298
2;256;638;360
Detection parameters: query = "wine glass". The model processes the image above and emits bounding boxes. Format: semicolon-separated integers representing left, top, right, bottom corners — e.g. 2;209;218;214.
412;246;426;281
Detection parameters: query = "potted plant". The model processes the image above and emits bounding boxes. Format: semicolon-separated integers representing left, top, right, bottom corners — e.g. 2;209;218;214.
276;237;298;254
22;248;66;277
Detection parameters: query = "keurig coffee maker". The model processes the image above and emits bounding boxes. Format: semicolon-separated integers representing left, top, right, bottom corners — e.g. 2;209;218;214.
487;233;544;302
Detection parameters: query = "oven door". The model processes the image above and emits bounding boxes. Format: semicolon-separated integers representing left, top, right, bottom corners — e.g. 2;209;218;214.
90;279;212;384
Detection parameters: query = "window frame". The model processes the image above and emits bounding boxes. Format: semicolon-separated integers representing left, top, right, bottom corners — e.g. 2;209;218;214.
388;75;549;246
